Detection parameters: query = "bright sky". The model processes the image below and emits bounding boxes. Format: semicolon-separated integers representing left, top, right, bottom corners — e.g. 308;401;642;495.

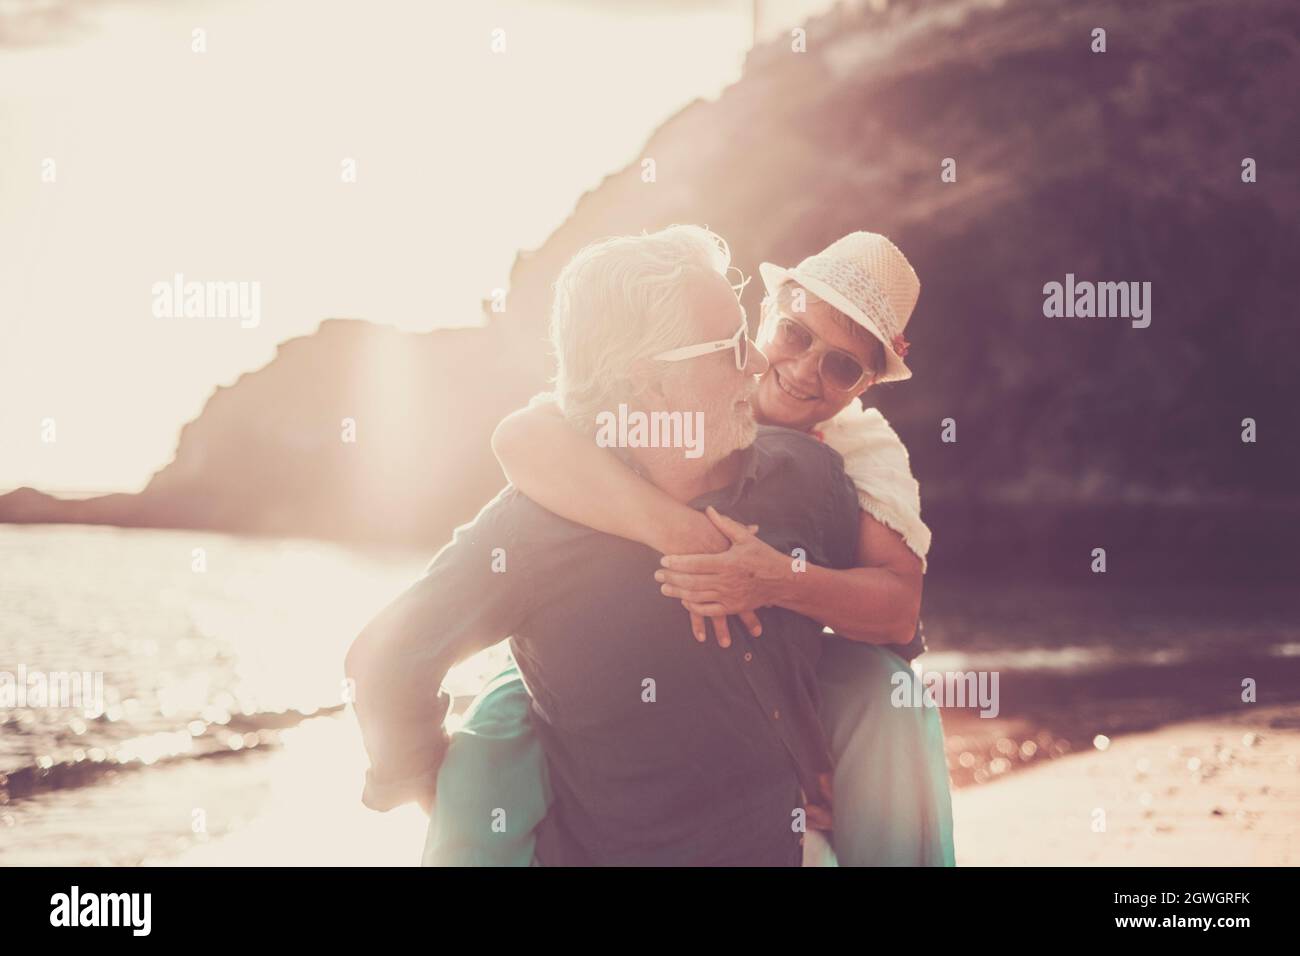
0;0;836;495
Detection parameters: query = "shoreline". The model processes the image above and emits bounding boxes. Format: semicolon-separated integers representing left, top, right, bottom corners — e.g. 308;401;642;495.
5;693;1294;866
153;703;1300;867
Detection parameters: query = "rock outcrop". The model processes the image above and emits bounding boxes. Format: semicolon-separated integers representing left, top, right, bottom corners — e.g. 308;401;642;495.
4;0;1297;582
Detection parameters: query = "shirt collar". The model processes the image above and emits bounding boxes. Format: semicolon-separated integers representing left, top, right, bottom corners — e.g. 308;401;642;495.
617;430;780;511
692;429;776;511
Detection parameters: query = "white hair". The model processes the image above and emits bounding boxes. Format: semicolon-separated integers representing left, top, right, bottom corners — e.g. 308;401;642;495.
549;224;733;433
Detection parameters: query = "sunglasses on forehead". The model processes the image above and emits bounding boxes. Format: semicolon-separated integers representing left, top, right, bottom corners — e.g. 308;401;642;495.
652;318;751;370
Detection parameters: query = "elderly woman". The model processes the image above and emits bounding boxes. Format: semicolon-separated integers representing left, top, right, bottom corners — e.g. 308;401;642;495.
427;231;954;867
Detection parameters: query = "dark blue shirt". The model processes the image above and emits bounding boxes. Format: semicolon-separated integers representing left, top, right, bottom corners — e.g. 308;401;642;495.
346;426;860;866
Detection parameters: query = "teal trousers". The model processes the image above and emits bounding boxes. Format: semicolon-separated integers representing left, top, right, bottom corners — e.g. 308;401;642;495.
423;641;955;867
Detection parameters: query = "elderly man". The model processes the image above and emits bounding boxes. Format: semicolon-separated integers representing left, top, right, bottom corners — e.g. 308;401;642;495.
345;225;859;865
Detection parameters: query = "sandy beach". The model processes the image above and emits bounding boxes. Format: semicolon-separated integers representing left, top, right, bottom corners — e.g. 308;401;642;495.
953;705;1300;866
151;703;1300;867
3;0;1296;885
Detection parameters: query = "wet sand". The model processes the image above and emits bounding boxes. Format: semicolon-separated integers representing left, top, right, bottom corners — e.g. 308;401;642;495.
952;704;1300;866
153;704;1300;866
146;715;428;867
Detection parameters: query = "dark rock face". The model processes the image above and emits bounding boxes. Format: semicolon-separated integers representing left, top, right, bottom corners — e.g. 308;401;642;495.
3;0;1297;581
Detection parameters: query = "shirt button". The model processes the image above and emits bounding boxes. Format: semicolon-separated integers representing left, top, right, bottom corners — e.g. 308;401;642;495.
743;652;753;662
772;709;780;720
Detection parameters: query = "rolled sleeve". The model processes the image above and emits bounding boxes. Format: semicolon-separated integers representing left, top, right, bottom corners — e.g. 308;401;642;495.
345;490;529;810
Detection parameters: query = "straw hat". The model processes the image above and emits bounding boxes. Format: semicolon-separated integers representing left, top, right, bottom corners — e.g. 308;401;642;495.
758;231;921;383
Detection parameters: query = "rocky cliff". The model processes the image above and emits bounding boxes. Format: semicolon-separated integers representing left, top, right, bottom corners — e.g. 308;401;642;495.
4;0;1297;582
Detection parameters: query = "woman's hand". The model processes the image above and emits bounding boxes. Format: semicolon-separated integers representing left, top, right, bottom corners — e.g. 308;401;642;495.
656;506;792;647
651;509;748;647
653;507;730;557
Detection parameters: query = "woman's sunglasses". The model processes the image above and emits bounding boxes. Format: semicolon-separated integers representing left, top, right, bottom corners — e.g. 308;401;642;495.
652;318;751;371
765;315;873;392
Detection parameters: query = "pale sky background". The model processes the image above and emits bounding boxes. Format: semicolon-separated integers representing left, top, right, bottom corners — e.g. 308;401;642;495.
0;0;839;495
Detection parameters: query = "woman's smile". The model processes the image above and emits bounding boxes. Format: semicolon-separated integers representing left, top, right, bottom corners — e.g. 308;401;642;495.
771;366;820;402
755;362;854;432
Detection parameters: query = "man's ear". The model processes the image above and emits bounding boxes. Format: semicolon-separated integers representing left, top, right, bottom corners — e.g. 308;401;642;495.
626;358;668;406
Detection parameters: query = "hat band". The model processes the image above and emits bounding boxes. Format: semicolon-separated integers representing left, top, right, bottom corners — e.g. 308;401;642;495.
788;267;901;348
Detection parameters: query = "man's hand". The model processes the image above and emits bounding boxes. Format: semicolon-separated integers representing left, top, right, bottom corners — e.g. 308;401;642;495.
686;609;764;648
